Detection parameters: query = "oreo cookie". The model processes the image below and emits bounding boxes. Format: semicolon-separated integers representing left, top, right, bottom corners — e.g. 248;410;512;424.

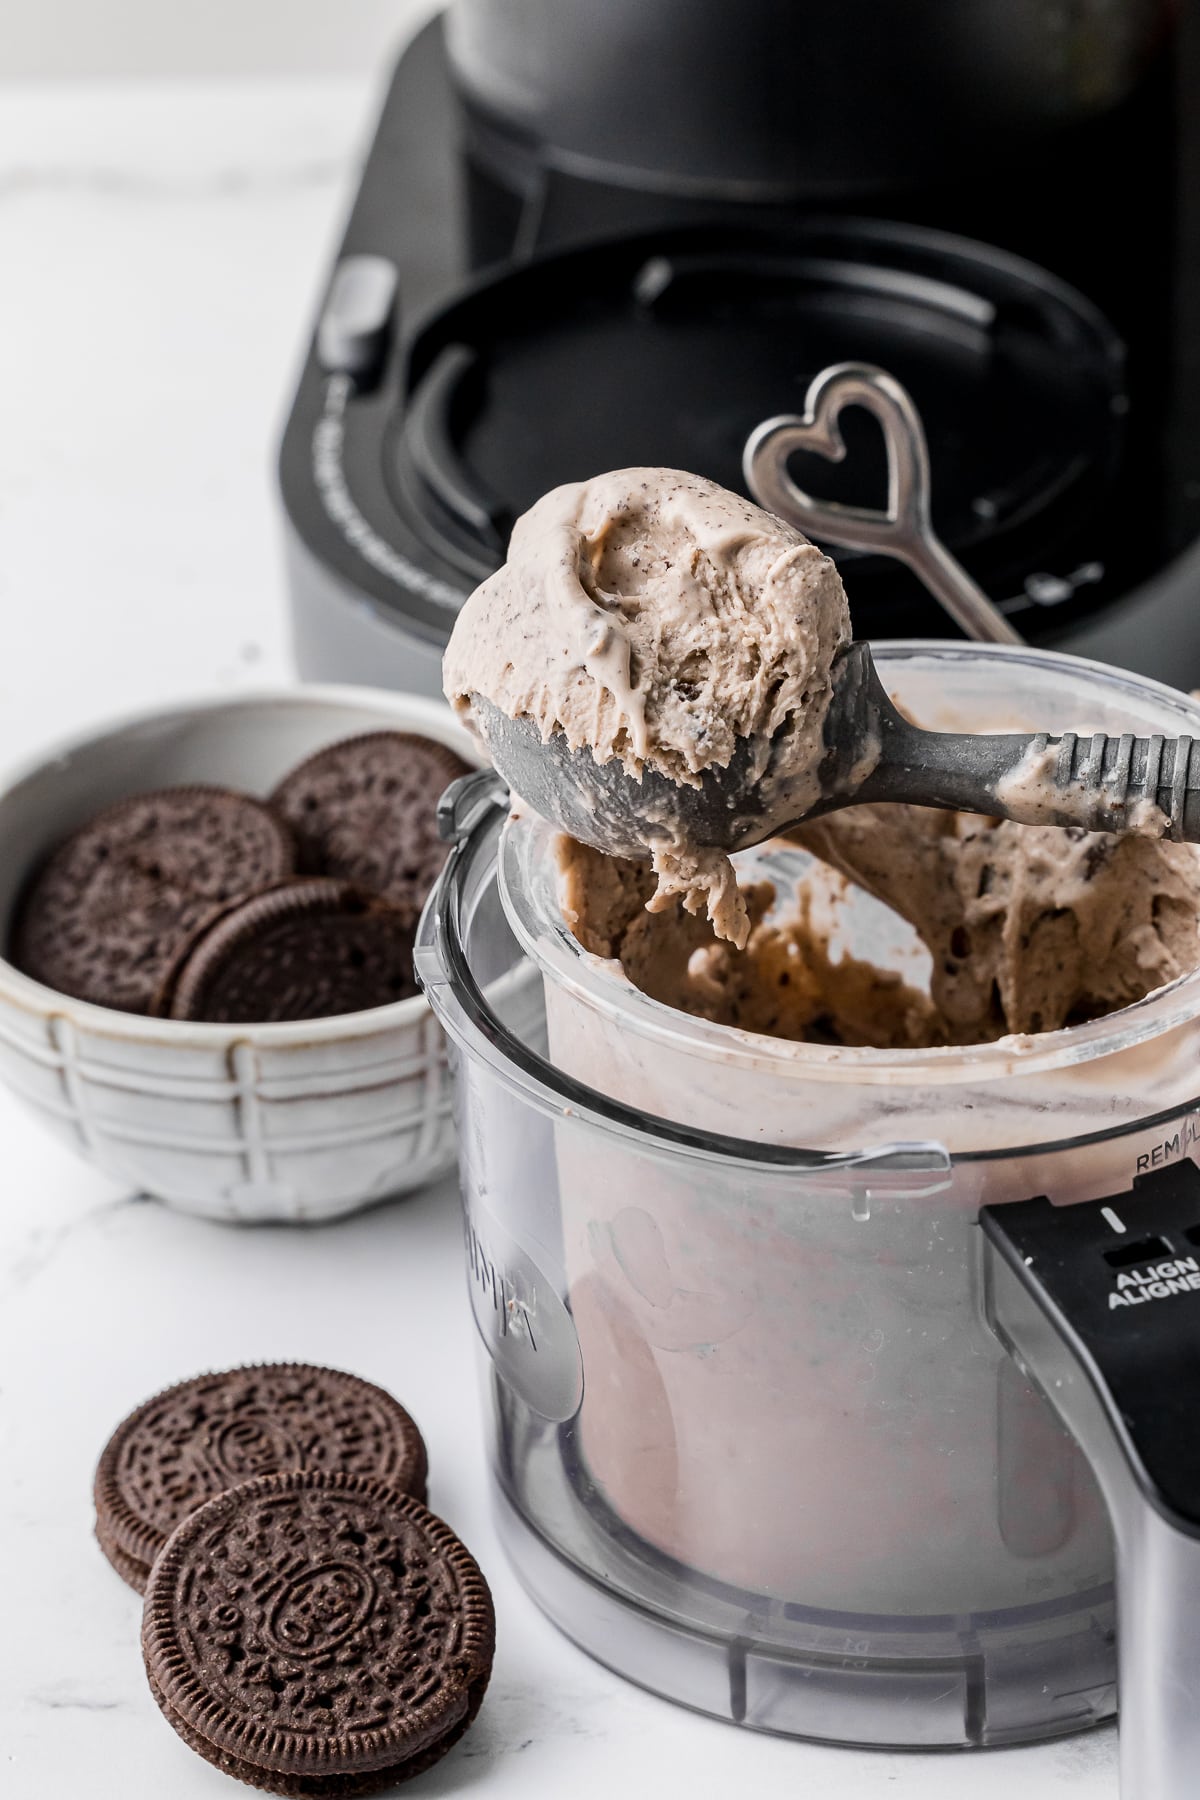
270;733;471;917
96;1529;152;1595
95;1364;428;1593
152;880;418;1024
142;1469;495;1796
11;787;294;1014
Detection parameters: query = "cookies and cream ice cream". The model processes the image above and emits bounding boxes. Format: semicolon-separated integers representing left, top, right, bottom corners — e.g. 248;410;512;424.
559;834;938;1049
443;468;851;946
795;804;1200;1041
560;804;1200;1049
445;464;1200;1044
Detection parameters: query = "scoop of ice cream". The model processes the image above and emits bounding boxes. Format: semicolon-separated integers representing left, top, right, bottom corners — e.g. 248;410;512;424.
795;804;1200;1040
443;468;851;946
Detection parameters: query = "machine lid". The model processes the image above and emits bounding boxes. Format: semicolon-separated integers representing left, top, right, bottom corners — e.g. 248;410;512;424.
390;219;1127;638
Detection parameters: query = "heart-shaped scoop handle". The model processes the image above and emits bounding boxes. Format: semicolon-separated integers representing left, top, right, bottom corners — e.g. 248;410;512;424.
743;361;1025;647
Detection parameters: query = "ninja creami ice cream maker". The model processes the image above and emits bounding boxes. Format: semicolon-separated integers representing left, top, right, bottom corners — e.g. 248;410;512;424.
417;643;1200;1797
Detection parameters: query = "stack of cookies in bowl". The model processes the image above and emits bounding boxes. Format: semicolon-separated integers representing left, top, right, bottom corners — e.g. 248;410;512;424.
12;728;469;1025
0;688;505;1222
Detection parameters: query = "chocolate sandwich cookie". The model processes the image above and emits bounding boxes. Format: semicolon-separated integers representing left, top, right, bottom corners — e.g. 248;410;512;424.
95;1364;428;1593
11;787;294;1014
143;1469;495;1796
153;880;418;1023
270;733;471;916
96;1527;152;1595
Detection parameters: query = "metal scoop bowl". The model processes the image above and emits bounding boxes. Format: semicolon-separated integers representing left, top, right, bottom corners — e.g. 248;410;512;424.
472;642;1200;860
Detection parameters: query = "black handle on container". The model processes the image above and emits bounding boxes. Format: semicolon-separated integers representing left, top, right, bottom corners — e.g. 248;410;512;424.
981;1161;1200;1800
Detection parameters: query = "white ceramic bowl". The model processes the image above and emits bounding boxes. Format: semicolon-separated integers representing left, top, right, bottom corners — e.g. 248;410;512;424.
0;686;488;1223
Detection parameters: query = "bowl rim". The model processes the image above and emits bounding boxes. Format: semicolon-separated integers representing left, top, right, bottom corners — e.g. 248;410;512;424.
0;683;481;1047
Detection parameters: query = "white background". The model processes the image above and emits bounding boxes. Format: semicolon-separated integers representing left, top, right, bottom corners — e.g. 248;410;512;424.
0;0;437;78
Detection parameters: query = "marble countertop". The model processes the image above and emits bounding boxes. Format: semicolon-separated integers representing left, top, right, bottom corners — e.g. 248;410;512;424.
0;77;1118;1799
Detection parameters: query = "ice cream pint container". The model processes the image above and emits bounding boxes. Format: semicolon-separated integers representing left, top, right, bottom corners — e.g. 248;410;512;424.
417;643;1200;1751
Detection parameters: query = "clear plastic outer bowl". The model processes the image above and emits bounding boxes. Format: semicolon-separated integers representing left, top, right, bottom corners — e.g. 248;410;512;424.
416;643;1200;1751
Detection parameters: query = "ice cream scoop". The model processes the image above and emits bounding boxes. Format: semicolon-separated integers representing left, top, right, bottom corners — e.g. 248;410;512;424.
469;636;1200;859
447;456;1200;947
